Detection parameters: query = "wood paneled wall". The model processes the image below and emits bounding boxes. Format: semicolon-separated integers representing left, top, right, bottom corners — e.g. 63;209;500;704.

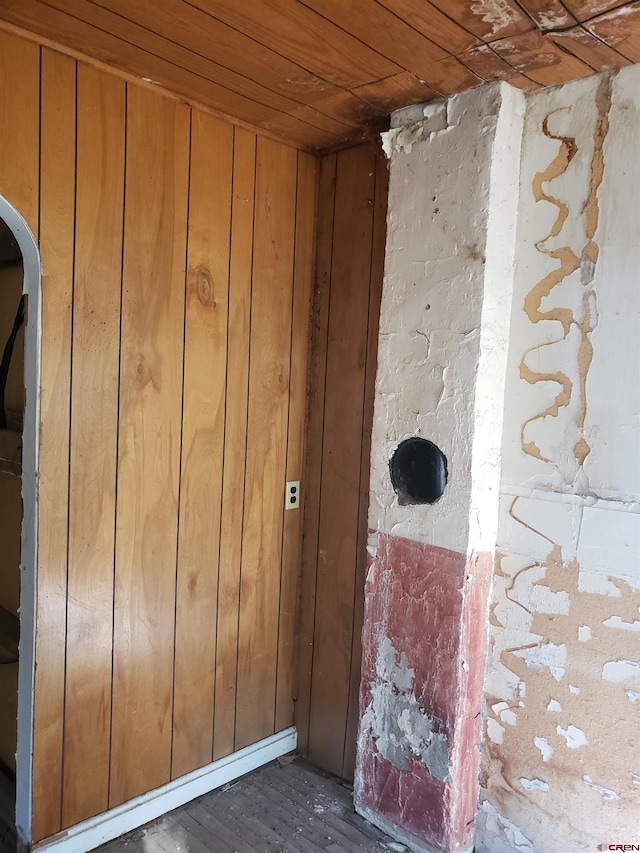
0;28;316;843
296;145;388;781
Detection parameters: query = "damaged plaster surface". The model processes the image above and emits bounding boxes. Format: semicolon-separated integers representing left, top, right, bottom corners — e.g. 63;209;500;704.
361;637;450;781
479;65;640;853
358;66;638;853
370;82;523;558
357;84;522;853
355;535;491;853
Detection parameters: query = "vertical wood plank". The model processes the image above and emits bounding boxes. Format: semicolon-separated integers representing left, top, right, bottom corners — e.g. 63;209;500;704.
342;150;387;780
110;86;189;807
294;153;337;757
275;151;317;733
172;112;232;779
62;64;125;828
308;145;376;776
234;137;297;751
32;47;75;843
0;30;39;233
213;128;255;761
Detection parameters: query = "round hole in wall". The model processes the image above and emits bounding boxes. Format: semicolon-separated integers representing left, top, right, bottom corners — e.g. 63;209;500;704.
389;437;448;506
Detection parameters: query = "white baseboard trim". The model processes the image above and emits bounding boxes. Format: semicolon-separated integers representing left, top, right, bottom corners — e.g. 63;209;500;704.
33;727;297;853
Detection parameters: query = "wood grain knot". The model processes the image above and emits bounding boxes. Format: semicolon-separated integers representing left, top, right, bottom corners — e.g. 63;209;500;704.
194;265;215;307
135;354;149;384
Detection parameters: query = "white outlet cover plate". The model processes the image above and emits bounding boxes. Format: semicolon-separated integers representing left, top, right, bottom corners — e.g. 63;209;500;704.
286;480;300;510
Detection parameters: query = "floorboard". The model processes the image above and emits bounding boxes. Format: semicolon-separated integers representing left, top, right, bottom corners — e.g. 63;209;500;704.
96;758;402;853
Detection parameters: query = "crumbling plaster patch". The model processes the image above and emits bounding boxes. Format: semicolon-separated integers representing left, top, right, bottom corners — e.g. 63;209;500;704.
480;65;640;853
372;83;523;557
360;637;451;780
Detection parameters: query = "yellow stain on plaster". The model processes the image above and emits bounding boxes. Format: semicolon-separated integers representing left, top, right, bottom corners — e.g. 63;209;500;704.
583;78;612;243
482;77;638;850
520;76;613;469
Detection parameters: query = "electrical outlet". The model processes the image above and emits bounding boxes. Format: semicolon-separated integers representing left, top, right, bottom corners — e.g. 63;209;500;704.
285;480;300;510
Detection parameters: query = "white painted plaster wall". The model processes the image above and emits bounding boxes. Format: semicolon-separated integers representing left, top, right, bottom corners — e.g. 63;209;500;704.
479;65;640;852
370;83;523;557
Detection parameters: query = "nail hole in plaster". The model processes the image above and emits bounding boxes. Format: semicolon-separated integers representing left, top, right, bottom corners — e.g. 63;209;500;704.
389;437;448;506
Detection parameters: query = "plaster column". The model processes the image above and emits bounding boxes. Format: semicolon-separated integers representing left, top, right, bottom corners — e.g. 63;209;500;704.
354;83;525;853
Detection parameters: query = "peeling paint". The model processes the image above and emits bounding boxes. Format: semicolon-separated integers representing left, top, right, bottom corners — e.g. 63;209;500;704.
482;66;640;853
381;102;449;156
602;659;640;683
513;641;566;680
583;775;619;800
519;778;549;791
578;625;591;641
361;637;450;780
487;717;505;744
556;724;588;749
578;571;622;597
603;615;640;632
476;802;533;853
500;709;517;726
470;0;521;34
533;736;553;762
370;60;640;853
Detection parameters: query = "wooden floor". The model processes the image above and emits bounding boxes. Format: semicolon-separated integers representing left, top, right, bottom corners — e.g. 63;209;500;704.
0;757;403;852
95;757;402;853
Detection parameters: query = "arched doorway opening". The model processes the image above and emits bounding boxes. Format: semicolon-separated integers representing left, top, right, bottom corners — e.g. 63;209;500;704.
0;195;40;850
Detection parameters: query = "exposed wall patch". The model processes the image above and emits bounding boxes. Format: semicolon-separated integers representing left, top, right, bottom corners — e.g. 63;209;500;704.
487;718;505;744
556;725;587;749
603;615;640;632
481;64;640;853
534;736;553;762
513;641;566;680
519;778;549;791
602;659;640;683
360;637;451;780
583;776;619;800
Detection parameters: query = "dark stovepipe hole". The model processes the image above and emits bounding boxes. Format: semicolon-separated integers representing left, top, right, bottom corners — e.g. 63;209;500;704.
389;437;448;506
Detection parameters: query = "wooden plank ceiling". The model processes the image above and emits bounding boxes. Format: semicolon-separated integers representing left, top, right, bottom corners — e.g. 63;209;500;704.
0;0;637;152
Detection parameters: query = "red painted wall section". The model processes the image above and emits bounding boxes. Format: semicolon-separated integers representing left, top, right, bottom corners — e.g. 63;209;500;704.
354;533;492;852
450;550;493;847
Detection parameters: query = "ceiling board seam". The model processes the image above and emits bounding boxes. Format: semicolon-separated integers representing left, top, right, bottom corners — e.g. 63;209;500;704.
550;31;600;68
0;18;321;154
180;0;346;88
183;0;401;87
40;0;308;117
85;0;343;105
455;42;540;86
406;0;484;45
583;0;632;23
509;0;578;30
575;21;634;61
297;0;449;68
